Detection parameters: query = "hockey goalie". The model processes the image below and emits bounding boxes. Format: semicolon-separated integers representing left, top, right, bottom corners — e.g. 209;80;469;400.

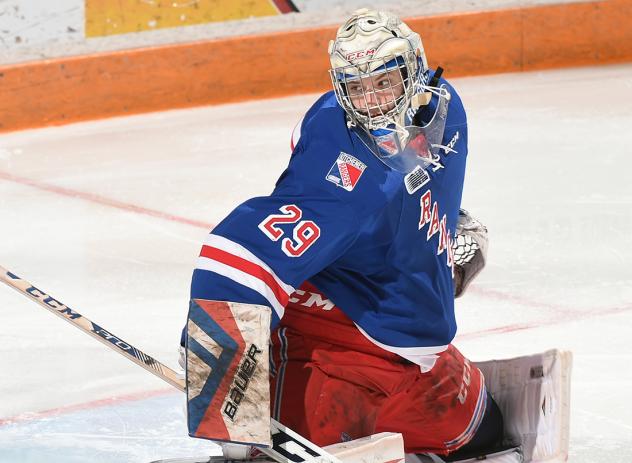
181;8;572;463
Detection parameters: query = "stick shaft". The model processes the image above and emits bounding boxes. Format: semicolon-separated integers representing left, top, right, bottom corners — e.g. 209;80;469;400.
0;265;186;392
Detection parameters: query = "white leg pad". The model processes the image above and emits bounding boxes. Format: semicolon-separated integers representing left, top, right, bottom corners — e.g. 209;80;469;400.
475;349;573;462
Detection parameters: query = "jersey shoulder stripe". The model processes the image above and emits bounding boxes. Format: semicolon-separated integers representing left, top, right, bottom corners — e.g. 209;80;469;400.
195;233;295;320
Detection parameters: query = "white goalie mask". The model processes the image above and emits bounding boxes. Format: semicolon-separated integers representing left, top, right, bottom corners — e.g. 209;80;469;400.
329;9;451;173
329;9;429;131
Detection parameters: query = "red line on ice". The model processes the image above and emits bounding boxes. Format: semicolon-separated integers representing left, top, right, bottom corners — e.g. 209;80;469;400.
0;388;177;426
467;286;580;316
0;171;213;230
457;301;632;340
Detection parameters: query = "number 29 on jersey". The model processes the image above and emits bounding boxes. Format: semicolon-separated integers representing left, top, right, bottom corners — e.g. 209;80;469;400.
258;205;320;257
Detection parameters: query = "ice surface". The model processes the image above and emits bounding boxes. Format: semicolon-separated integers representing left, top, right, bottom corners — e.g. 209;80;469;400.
1;63;631;462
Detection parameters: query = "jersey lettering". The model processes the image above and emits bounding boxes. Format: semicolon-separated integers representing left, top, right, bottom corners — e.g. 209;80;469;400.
258;204;302;241
427;202;440;240
418;191;456;275
437;216;448;255
419;190;432;228
259;205;321;257
282;221;321;257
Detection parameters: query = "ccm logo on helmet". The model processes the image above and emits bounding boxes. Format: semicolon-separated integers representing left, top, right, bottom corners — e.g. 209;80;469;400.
346;49;375;61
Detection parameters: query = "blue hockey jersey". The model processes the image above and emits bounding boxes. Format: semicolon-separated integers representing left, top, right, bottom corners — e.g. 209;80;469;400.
190;76;468;368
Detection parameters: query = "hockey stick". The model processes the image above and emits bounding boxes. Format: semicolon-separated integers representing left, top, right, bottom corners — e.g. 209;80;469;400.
0;265;342;463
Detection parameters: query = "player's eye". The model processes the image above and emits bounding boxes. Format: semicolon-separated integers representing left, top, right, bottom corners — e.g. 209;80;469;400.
372;79;391;93
347;83;361;93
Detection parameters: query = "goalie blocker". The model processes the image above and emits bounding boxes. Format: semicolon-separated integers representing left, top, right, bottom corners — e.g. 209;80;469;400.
186;299;272;447
186;299;346;463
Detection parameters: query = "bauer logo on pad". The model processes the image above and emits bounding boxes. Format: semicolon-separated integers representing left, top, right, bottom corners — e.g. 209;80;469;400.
326;152;366;192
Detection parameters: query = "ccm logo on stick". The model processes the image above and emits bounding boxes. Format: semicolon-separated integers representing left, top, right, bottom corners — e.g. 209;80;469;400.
24;284;81;320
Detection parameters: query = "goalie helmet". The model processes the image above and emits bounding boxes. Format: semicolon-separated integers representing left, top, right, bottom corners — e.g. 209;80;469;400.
328;9;430;131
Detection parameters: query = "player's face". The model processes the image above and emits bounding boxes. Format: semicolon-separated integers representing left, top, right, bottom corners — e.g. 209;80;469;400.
347;69;405;117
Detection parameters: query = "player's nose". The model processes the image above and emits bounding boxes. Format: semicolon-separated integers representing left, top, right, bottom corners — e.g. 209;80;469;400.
364;87;379;104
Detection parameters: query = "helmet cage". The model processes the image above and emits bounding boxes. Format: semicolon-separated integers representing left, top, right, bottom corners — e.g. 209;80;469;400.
330;51;419;131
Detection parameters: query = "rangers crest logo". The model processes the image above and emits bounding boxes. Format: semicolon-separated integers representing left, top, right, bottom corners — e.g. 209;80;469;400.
375;133;399;156
326;152;366;192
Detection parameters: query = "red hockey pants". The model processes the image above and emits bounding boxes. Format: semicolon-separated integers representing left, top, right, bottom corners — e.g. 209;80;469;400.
269;285;486;455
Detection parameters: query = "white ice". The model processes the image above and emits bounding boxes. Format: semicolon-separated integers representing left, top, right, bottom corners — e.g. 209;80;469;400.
1;63;631;462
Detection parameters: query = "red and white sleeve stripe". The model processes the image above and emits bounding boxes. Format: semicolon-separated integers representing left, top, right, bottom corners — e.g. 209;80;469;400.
196;233;295;320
